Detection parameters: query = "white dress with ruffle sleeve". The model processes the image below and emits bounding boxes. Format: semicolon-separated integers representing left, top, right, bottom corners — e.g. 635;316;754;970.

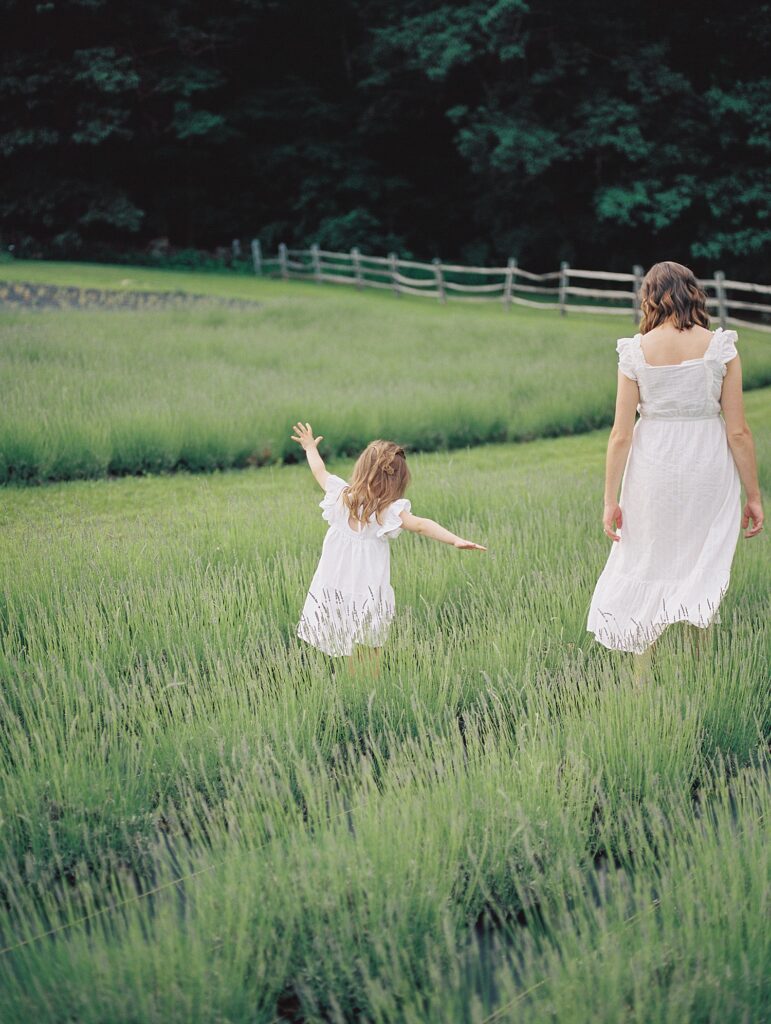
298;474;411;656
587;328;741;653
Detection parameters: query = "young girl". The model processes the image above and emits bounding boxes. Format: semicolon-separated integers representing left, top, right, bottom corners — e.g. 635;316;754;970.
291;422;485;658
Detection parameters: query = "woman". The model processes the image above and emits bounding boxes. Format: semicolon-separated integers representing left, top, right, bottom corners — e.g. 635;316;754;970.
588;261;763;654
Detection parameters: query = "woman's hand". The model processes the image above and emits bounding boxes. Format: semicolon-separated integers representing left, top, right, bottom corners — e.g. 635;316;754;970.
603;502;623;542
291;422;323;452
742;498;764;538
453;538;487;551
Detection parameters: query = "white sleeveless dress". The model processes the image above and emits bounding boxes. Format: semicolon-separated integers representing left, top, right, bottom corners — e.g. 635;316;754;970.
587;328;741;653
298;474;411;656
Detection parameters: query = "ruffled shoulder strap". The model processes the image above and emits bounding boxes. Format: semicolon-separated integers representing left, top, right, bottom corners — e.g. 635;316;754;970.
616;334;640;382
319;474;348;524
712;327;738;365
376;497;412;539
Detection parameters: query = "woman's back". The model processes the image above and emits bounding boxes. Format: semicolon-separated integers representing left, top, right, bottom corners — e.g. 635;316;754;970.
617;327;738;421
638;323;714;366
589;259;762;655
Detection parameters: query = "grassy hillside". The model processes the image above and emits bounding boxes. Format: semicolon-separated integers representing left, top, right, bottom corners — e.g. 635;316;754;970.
0;392;768;1021
2;260;770;483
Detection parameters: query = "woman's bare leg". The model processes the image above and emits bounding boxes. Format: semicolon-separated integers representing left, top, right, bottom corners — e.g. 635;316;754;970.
686;623;711;659
633;647;653;687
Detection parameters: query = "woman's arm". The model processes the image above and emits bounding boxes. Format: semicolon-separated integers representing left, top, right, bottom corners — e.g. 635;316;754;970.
399;511;486;550
290;422;329;490
720;357;764;538
603;371;640;541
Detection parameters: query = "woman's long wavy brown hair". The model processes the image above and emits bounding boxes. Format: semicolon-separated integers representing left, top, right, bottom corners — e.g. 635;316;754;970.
639;261;710;334
343;440;410;524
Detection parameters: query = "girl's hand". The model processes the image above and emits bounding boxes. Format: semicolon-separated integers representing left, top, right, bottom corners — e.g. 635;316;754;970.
454;538;487;551
742;498;764;538
603;502;623;541
291;422;323;451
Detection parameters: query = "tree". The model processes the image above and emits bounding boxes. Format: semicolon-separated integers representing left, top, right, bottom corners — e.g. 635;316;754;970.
1;0;768;275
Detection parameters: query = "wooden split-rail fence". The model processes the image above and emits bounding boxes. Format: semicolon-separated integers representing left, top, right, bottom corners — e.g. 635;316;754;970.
239;240;771;332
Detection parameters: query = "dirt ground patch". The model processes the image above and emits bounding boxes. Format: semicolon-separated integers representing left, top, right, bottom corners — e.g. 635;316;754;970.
0;280;260;311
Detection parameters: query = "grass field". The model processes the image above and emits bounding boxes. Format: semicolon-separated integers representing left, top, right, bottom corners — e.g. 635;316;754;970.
1;389;769;1021
0;262;769;1022
1;261;770;483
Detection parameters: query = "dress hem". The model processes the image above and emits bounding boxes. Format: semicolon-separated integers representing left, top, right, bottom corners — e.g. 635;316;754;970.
297;625;385;658
588;612;718;654
587;571;731;654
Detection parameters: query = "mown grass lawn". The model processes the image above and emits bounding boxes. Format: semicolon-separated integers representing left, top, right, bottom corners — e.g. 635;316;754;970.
0;385;768;1021
1;260;770;483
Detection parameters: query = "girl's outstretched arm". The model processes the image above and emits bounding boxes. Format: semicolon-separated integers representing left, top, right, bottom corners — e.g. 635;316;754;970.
399;511;486;550
291;422;329;489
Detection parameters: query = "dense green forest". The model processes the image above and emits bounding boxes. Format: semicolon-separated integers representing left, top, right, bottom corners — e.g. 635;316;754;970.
1;0;769;274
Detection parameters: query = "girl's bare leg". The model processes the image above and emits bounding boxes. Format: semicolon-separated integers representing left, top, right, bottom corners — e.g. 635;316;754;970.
357;645;382;676
346;646;383;677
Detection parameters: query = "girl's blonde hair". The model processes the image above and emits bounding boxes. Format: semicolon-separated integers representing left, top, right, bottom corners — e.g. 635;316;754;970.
343;440;410;524
639;261;710;334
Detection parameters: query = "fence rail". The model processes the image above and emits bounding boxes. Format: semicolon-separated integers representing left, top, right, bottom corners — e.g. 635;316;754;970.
244;241;771;332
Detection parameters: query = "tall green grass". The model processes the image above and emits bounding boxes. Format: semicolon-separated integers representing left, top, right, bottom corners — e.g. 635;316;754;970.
1;392;768;1020
2;261;770;482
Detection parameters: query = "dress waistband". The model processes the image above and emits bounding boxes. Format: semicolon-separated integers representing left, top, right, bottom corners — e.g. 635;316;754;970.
639;414;720;422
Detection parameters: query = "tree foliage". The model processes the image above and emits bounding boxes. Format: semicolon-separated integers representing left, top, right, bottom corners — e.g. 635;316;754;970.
1;0;769;274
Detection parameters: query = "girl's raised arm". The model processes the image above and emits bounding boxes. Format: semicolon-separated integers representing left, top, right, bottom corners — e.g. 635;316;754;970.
399;510;486;550
291;422;329;489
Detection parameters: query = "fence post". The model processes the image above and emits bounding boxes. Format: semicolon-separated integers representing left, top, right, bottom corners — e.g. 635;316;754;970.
278;243;288;280
351;247;363;289
503;257;517;310
714;270;727;328
432;257;446;304
251;239;262;275
388;252;400;297
311;244;321;283
559;261;569;316
632;264;644;323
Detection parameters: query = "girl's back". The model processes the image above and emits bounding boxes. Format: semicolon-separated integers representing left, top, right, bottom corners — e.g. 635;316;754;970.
291;424;485;660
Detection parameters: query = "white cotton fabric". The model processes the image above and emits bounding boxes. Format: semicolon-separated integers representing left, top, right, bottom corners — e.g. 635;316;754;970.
588;328;741;653
298;474;411;656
